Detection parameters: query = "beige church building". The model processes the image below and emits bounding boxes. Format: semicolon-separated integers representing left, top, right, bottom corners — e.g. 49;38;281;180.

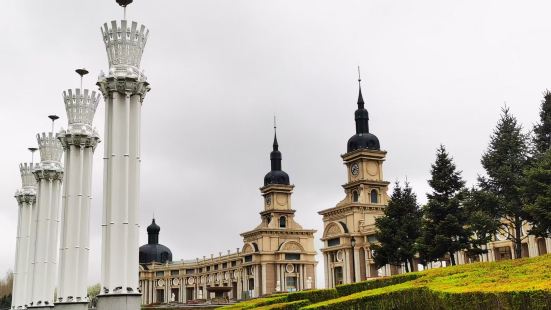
318;82;396;288
138;131;317;304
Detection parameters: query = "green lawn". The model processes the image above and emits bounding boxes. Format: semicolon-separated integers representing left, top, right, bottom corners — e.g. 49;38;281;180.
222;254;551;309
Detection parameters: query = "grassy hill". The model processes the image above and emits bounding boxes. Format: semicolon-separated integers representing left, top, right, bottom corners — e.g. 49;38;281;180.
220;254;551;309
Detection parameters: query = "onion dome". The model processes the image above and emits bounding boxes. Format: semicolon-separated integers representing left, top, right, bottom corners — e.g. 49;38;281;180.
139;218;172;264
264;126;290;186
347;82;380;152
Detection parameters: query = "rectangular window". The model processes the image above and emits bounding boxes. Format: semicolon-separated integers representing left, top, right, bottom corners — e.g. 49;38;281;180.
244;255;252;263
155;271;164;277
185;269;194;275
286;276;298;292
206;266;210;271
231;260;237;267
171;270;179;276
222;263;227;269
285;253;300;260
327;238;340;247
214;265;218;270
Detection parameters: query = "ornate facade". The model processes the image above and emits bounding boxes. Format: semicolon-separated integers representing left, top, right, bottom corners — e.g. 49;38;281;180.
139;131;317;304
319;82;394;288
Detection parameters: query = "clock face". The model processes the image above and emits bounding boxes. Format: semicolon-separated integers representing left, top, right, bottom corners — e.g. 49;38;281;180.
351;163;360;176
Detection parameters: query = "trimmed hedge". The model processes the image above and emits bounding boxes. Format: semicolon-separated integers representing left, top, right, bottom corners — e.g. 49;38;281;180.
303;287;551;310
218;295;288;309
286;289;339;303
335;272;421;296
256;300;311;310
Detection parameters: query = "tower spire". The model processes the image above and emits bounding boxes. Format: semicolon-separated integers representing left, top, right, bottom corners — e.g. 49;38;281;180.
357;66;365;109
273;115;278;151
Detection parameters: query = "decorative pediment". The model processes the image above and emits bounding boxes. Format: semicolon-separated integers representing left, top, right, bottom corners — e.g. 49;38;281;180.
324;222;343;238
280;241;304;252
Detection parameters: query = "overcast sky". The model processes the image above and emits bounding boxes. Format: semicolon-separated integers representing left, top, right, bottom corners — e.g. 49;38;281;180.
0;0;548;288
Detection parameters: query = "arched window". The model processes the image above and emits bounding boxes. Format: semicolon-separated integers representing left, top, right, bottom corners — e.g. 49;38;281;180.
352;191;359;202
371;189;378;204
279;216;287;228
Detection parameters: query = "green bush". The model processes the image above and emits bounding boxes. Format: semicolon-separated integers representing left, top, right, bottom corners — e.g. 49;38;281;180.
287;289;338;303
304;287;551;310
256;299;311;310
335;272;421;296
218;295;288;309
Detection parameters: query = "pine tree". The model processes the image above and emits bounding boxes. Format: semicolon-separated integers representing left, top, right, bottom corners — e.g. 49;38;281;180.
533;90;551;155
419;145;468;266
524;149;551;237
372;181;421;272
463;188;501;259
480;107;529;259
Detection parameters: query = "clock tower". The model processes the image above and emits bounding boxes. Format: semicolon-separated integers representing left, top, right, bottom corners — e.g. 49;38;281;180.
319;78;391;288
239;127;317;297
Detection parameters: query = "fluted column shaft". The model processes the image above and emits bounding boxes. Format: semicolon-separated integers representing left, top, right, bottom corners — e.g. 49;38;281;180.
12;194;35;309
98;78;149;295
57;135;99;305
29;169;63;308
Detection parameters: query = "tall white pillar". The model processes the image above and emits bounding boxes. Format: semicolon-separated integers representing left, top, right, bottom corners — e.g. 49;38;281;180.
29;133;64;309
55;88;101;310
96;18;150;310
12;163;37;309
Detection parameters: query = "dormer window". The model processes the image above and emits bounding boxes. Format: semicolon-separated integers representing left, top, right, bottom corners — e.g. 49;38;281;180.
352;190;359;202
371;189;378;204
279;216;287;228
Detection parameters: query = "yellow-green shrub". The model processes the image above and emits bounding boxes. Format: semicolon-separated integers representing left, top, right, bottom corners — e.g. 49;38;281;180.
335;272;420;296
286;289;338;303
256;300;311;310
218;295;287;309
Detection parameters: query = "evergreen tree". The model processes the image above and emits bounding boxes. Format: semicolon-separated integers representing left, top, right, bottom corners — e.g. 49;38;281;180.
419;145;468;266
462;188;501;259
372;181;421;272
533;90;551;155
480;107;529;259
524;149;551;237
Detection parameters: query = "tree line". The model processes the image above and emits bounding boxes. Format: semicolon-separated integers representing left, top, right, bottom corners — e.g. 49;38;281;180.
372;91;551;269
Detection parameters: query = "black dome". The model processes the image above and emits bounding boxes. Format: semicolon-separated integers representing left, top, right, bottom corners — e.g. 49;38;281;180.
140;218;172;265
263;127;291;186
147;219;160;234
347;133;380;152
264;170;290;186
346;83;381;153
139;243;172;265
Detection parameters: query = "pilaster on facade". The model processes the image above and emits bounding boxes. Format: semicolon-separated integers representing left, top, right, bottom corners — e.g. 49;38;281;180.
29;133;63;309
56;86;101;309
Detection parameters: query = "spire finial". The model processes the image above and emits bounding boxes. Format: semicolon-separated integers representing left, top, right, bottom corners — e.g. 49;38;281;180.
48;115;60;134
356;67;365;109
273;116;279;151
28;147;38;164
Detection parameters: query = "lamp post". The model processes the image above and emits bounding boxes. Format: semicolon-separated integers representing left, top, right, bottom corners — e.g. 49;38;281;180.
350;237;356;283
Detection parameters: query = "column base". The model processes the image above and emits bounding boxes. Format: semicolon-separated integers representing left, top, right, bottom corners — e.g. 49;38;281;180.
54;302;89;310
96;294;141;310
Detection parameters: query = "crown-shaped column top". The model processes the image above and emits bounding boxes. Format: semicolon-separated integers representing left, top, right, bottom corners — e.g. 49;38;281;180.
62;89;100;135
101;20;149;78
37;132;63;165
19;163;37;190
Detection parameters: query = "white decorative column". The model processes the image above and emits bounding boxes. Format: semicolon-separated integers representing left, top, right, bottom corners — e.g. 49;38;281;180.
55;88;101;310
96;18;150;310
12;163;38;309
29;133;63;309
